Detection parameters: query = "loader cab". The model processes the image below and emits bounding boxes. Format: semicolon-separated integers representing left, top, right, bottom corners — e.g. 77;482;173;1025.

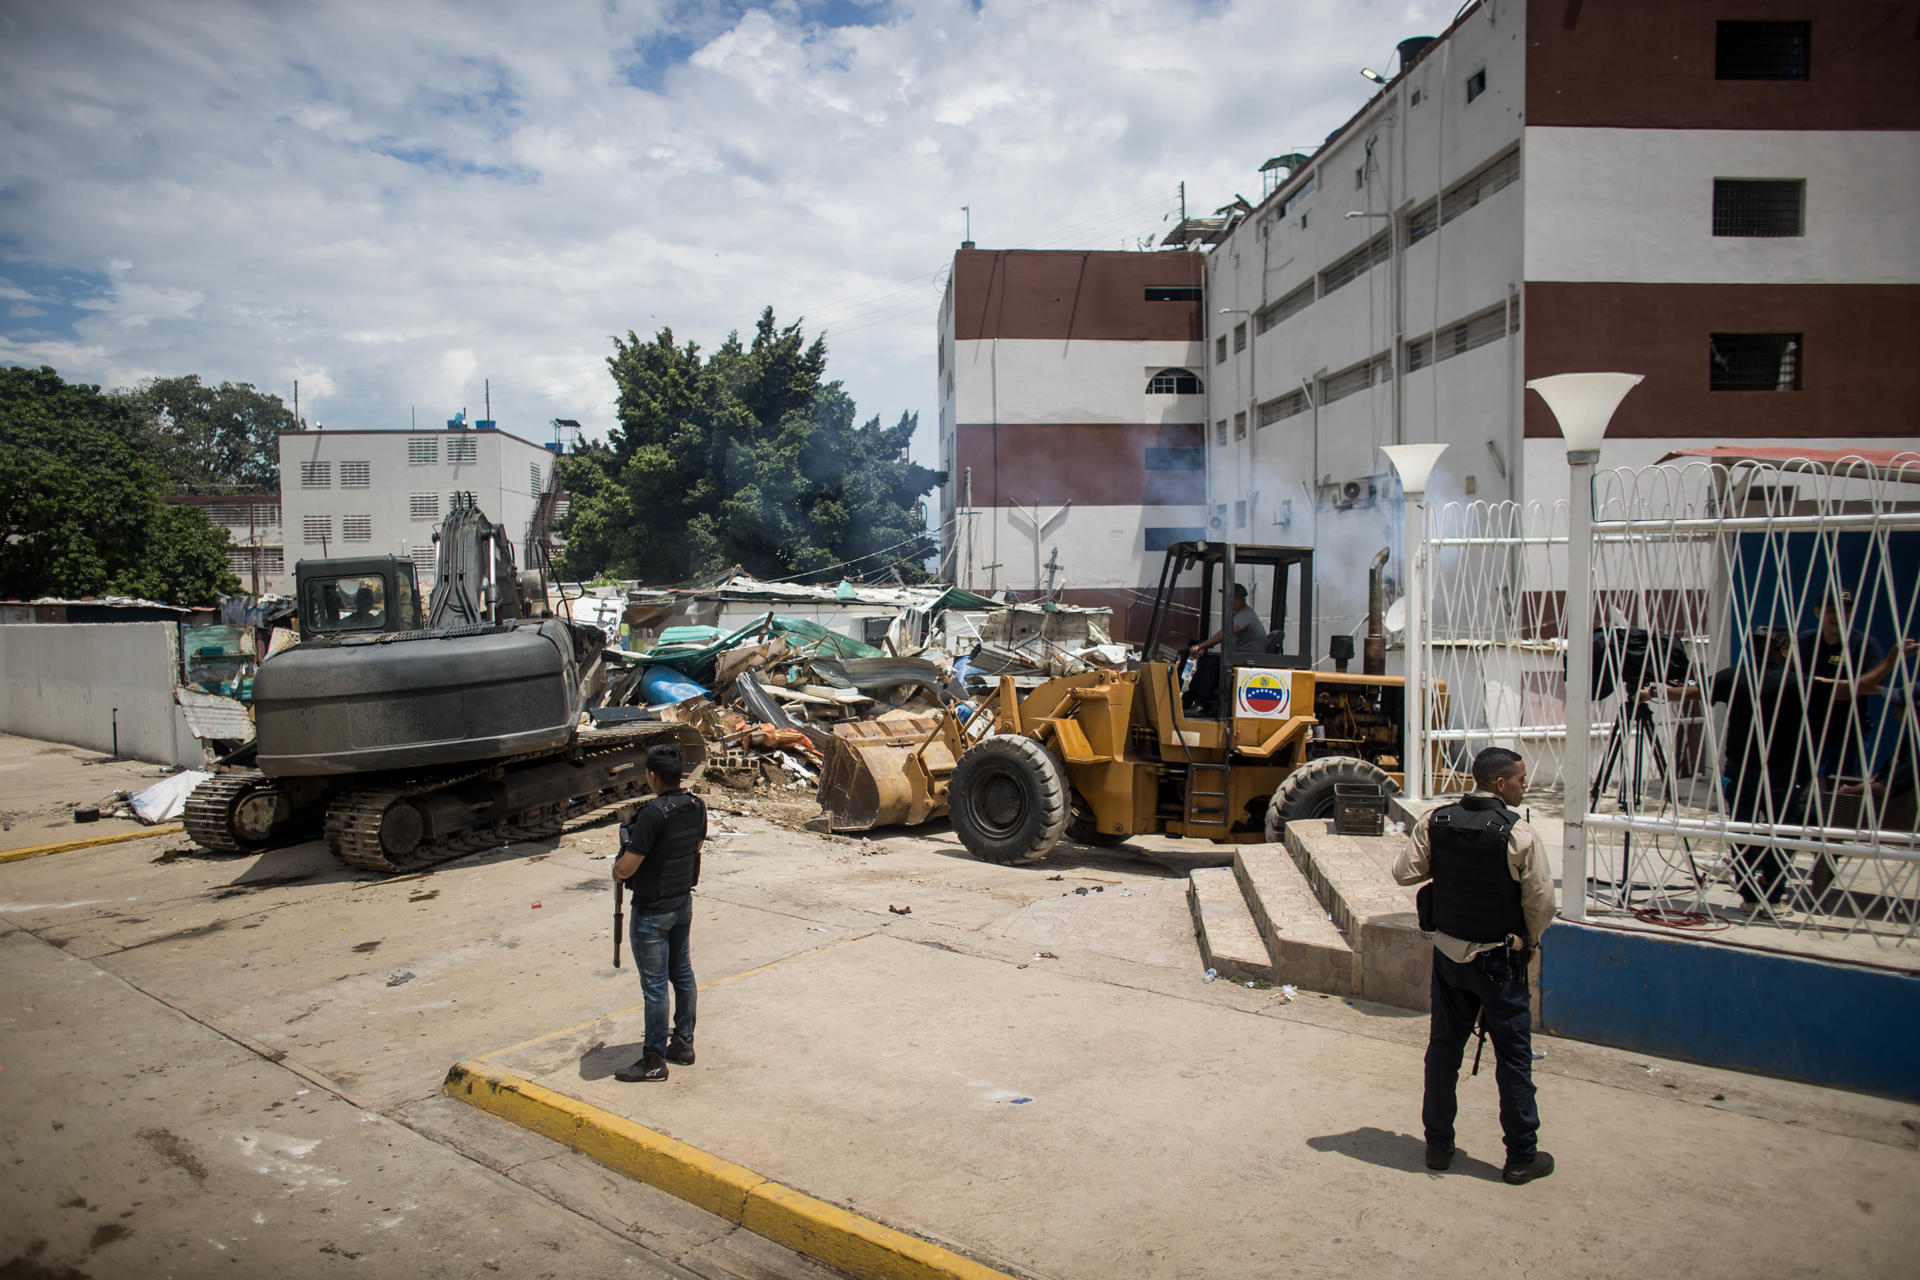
1140;542;1314;716
293;555;424;642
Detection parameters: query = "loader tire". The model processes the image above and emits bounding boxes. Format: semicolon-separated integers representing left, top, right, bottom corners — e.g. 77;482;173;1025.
1264;756;1399;843
950;735;1070;864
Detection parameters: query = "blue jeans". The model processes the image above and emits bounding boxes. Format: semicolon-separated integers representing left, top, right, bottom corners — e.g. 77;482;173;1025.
629;894;695;1056
1423;946;1538;1162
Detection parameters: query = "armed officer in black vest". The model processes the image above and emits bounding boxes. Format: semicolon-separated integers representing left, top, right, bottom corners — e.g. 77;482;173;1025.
611;743;707;1083
1393;746;1557;1184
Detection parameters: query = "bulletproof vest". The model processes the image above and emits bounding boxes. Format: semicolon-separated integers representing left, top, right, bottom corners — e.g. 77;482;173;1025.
1428;794;1524;944
624;792;705;906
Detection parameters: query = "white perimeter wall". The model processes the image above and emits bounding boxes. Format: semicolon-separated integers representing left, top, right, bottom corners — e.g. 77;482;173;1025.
960;504;1208;593
1524;128;1920;284
951;338;1207;425
0;624;202;769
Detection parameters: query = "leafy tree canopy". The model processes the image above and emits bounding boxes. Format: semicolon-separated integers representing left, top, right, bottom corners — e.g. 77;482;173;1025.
558;308;944;585
0;365;239;604
117;373;294;492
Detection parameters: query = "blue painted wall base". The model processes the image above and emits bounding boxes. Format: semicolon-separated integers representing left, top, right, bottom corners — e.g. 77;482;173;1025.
1539;922;1920;1103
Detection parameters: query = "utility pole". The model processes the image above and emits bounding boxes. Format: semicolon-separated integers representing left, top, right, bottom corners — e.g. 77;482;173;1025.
1179;181;1186;228
293;380;299;429
485;379;491;426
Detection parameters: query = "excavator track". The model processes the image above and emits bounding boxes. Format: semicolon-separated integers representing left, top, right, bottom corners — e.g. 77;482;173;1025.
323;724;698;875
183;770;275;854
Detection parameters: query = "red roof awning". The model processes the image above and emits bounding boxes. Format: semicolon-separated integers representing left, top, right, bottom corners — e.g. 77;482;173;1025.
1656;446;1920;477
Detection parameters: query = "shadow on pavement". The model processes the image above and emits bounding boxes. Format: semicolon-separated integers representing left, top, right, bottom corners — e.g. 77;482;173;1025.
580;1041;643;1081
1306;1126;1505;1180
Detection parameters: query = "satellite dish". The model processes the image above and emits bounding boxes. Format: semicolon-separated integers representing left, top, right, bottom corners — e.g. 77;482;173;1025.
1384;597;1407;633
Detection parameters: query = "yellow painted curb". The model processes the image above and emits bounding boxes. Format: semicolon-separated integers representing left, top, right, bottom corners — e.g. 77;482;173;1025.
443;1059;1018;1280
0;824;184;864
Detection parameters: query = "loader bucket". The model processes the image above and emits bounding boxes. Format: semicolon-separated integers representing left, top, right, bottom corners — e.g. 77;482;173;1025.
819;715;952;832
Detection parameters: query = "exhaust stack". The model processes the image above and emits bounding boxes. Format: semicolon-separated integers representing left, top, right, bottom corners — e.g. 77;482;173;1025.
1365;546;1391;675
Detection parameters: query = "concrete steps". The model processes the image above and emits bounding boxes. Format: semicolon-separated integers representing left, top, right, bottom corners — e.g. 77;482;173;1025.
1186;818;1429;1010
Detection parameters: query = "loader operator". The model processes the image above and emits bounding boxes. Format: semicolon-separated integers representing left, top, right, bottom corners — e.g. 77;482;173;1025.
1182;583;1268;714
1393;746;1556;1185
612;743;706;1083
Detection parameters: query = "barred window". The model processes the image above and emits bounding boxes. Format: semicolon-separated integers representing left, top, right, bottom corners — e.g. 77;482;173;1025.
410;492;440;521
262;547;285;574
262;504;280;526
446;436;478;464
1147;368;1203;395
1321;353;1392;405
206;503;247;527
1233;322;1247;354
299;461;331;488
302;515;331;544
1439;148;1520;231
1214;419;1228;447
1405;200;1438;246
530;464;544;495
1258;390;1309;426
1712;179;1804;237
1233;411;1247;440
408;437;439;466
225;548;254;575
1215;335;1228;364
1406;335;1434;372
342;514;372;542
1256;281;1315;333
1436;306;1515;363
1710;333;1802;391
1320;233;1391;297
411;545;437;585
1716;21;1810;81
339;460;371;488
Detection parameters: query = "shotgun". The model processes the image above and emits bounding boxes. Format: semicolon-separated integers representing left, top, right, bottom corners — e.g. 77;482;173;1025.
613;876;624;969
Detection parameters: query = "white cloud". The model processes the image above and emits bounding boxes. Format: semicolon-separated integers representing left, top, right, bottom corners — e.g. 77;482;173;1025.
0;0;1460;460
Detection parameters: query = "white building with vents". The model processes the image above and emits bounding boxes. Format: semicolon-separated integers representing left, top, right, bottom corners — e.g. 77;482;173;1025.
277;427;559;589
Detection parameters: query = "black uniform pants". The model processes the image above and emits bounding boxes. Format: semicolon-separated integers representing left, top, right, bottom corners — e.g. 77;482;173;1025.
1423;946;1538;1162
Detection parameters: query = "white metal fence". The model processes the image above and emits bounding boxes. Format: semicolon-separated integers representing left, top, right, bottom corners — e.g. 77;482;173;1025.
1421;455;1920;948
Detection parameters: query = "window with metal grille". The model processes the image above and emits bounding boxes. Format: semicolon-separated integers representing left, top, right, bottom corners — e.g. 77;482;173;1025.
1147;368;1203;395
206;503;246;527
1712;179;1804;237
1214;419;1228;447
1257;281;1315;333
1232;322;1247;353
1144;285;1202;302
531;464;543;494
1319;233;1391;297
1233;411;1247;440
299;461;330;488
1144;526;1206;552
1406;335;1434;372
1405;200;1438;246
1465;69;1486;103
339;460;371;488
410;492;439;521
1233;500;1247;529
1321;353;1392;405
1436;306;1514;364
302;515;331;544
408;437;439;465
263;547;285;574
446;436;478;464
1258;390;1309;426
342;514;372;542
262;504;280;526
1439;148;1520;230
1716;20;1810;80
411;546;436;584
226;548;253;574
1710;333;1802;391
1215;335;1228;363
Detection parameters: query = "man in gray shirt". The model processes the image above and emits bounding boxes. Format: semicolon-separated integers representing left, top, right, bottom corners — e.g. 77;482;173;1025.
1183;584;1268;713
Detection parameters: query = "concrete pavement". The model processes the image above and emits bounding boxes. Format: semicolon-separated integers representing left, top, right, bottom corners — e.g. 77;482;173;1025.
1;729;1916;1278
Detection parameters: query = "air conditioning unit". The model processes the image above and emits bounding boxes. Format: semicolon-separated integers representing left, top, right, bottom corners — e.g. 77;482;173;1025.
1319;474;1385;511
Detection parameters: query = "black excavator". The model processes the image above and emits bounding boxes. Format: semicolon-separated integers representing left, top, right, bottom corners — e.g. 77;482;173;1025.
184;494;701;873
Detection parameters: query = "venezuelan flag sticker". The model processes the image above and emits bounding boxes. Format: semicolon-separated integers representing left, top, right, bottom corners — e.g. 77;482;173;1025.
1235;669;1293;719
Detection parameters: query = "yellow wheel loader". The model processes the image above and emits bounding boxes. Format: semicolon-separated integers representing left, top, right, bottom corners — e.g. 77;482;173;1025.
821;542;1435;862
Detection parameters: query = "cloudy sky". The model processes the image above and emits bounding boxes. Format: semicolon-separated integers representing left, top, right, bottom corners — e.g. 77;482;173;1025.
0;0;1457;465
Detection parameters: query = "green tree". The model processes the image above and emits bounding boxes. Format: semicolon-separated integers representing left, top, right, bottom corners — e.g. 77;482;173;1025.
118;374;295;492
558;308;943;584
0;365;239;603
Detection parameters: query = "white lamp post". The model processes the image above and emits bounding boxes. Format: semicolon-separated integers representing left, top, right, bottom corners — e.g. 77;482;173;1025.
1524;372;1643;921
1381;442;1449;803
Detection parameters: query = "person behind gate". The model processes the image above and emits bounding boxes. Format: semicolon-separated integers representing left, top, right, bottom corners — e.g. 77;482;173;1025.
1393;746;1557;1184
612;743;706;1083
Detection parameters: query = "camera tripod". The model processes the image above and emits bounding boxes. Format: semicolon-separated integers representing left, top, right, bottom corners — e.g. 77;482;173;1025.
1589;691;1691;905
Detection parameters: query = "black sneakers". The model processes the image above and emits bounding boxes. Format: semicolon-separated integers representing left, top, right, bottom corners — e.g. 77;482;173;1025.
1502;1150;1555;1185
662;1036;696;1066
1425;1143;1454;1171
614;1051;669;1082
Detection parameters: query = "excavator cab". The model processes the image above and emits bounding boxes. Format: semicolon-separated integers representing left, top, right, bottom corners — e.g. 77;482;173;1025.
293;556;424;642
